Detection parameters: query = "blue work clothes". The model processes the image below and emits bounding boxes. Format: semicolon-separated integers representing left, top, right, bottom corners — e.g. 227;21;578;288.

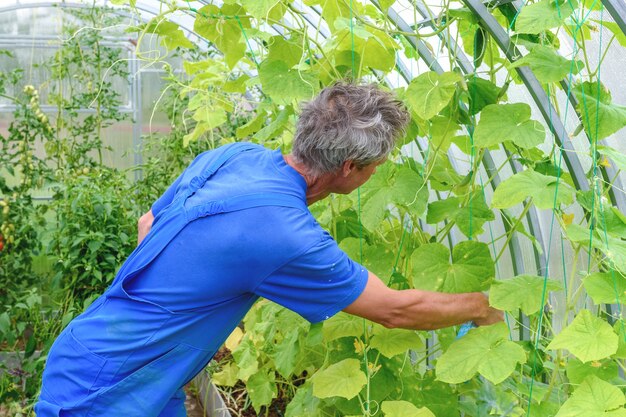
35;142;368;416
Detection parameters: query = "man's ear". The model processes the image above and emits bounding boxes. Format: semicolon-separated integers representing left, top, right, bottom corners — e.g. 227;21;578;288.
341;160;357;177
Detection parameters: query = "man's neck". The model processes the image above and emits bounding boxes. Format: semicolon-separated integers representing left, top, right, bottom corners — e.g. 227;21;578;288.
283;154;336;205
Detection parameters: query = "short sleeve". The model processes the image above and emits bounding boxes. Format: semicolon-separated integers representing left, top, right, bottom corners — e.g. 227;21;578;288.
151;173;183;217
254;234;369;323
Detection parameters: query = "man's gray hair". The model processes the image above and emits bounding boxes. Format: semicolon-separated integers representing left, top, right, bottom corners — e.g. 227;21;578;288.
292;82;410;177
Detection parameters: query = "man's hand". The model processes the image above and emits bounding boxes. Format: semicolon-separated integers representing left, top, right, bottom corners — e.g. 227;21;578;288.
473;293;504;326
137;210;154;245
344;271;504;330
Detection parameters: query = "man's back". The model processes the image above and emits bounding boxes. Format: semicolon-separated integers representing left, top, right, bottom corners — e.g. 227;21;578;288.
35;143;368;417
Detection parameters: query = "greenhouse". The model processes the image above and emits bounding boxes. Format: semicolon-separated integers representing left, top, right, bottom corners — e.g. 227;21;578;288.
1;0;626;415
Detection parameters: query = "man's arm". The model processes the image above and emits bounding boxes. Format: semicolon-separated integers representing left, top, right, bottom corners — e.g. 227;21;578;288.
343;271;503;330
137;210;154;245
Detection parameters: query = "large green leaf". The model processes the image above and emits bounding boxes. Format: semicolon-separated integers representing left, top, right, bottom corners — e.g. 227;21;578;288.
254;106;294;142
259;60;317;105
583;272;626;304
411;241;495;293
331;19;398;72
194;4;249;68
191;106;227;128
614;321;626;359
474;103;545;149
554;376;626;417
565;224;626;274
467;77;501;115
144;20;193;50
381;401;436;417
573;81;626;140
246;371;277;413
339;238;396;282
491;169;574;209
212;362;239;387
232;337;259;381
547;310;618;362
516;0;579;34
272;330;300;378
241;0;285;20
285;384;322;417
509;45;583;84
405;71;461;120
427;152;464;191
436;322;525;384
370;325;424;358
322;312;364;342
311;359;367;400
360;163;428;231
236;111;266;138
428;115;460;152
489;275;562;315
600;21;626;47
426;193;495;238
566;358;618;384
266;36;303;68
304;0;360;32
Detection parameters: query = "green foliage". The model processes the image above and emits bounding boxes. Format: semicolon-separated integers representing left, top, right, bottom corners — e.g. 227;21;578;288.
381;401;436;417
516;0;579;34
474;103;545;149
509;45;583;84
426;192;495;238
573;81;626;140
259;59;318;105
405;71;461;120
359;162;428;231
490;275;562;315
547;310;618;363
311;359;368;400
583;272;626;304
369;325;423;359
554;376;626;417
492;169;574;209
411;241;495;293
436;323;526;384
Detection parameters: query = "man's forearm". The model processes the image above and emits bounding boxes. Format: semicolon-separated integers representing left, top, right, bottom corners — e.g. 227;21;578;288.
385;289;495;330
344;272;503;331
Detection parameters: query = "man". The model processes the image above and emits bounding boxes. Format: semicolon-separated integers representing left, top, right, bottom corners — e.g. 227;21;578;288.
36;82;502;416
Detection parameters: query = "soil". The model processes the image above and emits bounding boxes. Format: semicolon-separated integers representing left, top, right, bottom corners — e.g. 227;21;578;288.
185;385;207;417
209;376;290;417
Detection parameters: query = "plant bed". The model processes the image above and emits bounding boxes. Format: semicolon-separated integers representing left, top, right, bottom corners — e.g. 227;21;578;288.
196;346;294;417
192;369;233;417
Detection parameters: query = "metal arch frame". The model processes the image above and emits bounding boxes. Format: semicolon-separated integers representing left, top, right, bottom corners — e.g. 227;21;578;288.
458;0;626;332
460;0;590;192
602;0;626;37
376;0;546;290
380;0;557;339
408;0;547;281
505;0;626;212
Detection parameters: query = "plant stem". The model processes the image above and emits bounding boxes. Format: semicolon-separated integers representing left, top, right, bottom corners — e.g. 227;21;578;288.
494;199;533;263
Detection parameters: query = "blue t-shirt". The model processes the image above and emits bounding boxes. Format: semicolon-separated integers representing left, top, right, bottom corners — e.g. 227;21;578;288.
129;144;368;323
